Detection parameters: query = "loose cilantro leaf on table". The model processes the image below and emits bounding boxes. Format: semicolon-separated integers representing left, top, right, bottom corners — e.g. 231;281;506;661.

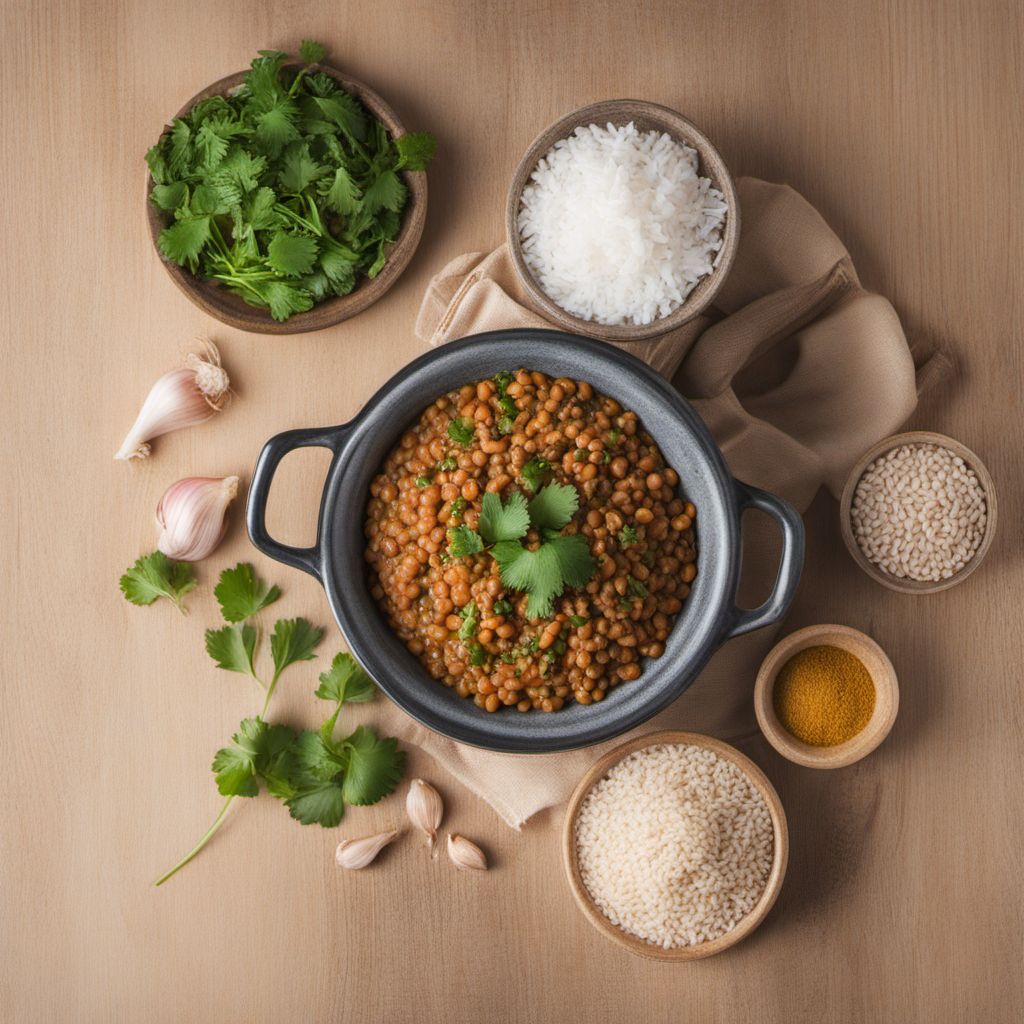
205;623;260;678
315;651;377;705
214;562;282;622
146;42;436;320
212;717;295;797
120;551;197;613
270;618;324;682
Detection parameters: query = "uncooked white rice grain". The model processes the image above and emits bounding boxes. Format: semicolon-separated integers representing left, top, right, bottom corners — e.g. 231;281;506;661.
517;122;727;326
574;743;773;949
850;443;987;582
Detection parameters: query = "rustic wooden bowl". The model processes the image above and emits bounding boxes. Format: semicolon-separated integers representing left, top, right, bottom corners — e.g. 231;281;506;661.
839;431;997;595
505;99;739;343
145;62;428;335
562;730;787;961
754;624;899;769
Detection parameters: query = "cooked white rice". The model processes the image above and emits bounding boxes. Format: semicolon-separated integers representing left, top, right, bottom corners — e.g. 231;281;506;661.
574;743;774;949
517;121;728;326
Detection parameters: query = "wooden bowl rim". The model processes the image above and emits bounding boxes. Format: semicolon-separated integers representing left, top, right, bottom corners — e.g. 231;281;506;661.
753;624;900;769
838;430;998;594
505;99;740;343
145;60;427;335
561;729;788;961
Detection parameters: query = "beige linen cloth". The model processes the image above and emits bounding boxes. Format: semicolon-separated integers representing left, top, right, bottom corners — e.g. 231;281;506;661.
375;177;945;827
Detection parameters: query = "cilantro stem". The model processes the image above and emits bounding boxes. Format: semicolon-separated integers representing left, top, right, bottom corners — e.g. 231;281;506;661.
153;795;236;887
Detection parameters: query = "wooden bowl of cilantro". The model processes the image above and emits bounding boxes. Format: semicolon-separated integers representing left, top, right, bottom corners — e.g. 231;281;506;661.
145;41;435;334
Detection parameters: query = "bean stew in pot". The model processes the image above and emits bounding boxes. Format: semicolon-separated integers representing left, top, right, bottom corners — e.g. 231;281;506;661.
363;370;698;713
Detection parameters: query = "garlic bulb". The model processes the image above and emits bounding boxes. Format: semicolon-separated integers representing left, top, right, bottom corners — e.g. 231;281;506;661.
156;476;239;562
335;829;400;870
406;779;443;853
115;341;231;460
446;833;488;872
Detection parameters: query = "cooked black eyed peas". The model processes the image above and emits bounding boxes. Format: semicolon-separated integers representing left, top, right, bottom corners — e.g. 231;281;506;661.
363;370;698;712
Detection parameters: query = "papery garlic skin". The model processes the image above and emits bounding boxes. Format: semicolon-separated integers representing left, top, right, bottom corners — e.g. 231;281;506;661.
156;476;239;562
447;833;488;871
335;829;400;870
115;341;231;460
406;779;443;853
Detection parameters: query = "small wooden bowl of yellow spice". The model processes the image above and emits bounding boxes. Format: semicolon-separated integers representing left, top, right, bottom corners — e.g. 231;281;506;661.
754;625;898;769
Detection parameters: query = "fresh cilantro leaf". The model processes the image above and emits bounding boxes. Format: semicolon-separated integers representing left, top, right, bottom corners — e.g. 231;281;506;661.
493;542;563;619
307;92;368;141
278;141;326;193
315;652;377;705
479;490;530;545
270;618;324;682
520;457;550;493
214;562;282;622
458;600;478;641
528;483;580;531
546;534;597;588
448;525;484;558
212;718;294;797
569;614;589;627
205;623;259;677
447;418;474;446
341;726;406;805
267;231;319;276
299;39;326;63
493;599;514;616
468;642;488;667
285;777;347;827
150;181;188;211
497;416;514;435
449;496;467;517
618;525;639;547
255;99;300;157
158;216;212;269
262;281;314;321
439;456;458;471
322;164;361;215
291;728;347;782
627;575;648;598
167;119;193;174
395;132;437;171
119;551;197;613
362;170;406;214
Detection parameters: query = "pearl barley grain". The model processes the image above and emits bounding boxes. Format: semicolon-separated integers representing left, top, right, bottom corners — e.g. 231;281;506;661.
850;443;987;582
574;744;774;949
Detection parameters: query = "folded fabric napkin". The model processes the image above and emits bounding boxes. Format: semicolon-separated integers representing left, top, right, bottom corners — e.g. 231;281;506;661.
374;177;945;827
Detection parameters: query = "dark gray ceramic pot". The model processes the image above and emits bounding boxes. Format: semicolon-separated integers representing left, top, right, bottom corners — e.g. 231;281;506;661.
247;330;804;753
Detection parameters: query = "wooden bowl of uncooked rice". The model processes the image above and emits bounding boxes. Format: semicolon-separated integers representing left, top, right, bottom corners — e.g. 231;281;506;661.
840;431;997;595
562;731;788;961
507;100;739;342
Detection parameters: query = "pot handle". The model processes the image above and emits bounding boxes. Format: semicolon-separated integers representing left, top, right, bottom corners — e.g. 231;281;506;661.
724;481;805;640
246;424;351;582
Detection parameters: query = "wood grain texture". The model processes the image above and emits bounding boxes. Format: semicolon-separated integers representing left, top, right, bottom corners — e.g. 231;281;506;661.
1;0;1021;1021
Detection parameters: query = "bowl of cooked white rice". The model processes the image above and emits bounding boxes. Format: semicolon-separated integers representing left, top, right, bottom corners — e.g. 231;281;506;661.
562;731;787;960
506;100;739;342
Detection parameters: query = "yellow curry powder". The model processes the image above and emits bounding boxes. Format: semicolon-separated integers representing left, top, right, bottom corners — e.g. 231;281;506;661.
772;645;875;746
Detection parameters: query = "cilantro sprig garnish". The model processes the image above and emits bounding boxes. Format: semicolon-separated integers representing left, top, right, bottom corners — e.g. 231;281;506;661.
146;43;436;321
446;484;596;619
154;564;405;886
120;551;197;614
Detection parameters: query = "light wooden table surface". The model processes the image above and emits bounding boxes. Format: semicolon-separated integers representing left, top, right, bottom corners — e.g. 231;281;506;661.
2;1;1021;1021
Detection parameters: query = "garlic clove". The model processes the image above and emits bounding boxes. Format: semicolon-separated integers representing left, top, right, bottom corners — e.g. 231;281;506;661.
335;829;400;870
446;833;488;872
406;779;443;853
115;341;231;461
156;476;239;562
